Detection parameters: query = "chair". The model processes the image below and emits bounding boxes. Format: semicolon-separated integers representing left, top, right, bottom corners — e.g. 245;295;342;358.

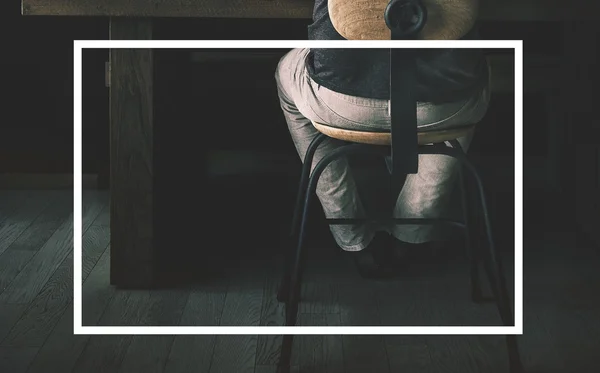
276;1;522;372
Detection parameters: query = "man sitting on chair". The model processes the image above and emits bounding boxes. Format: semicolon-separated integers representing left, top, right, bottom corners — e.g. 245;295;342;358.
275;0;490;278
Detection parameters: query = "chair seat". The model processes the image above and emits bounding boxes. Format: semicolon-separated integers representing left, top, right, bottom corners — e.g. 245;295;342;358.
312;121;475;146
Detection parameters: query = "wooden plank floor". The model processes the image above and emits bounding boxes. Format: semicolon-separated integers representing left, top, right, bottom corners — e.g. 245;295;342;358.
0;189;599;372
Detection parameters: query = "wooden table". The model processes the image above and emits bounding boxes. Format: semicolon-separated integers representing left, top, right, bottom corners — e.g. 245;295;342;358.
22;0;599;288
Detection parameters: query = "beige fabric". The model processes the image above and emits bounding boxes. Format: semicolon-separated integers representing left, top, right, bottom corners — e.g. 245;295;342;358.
275;48;491;250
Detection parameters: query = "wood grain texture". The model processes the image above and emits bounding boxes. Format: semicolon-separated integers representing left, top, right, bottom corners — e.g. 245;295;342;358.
0;251;37;298
74;286;187;373
255;366;278;373
256;271;285;366
1;190;600;373
0;194;107;351
0;192;103;304
298;266;341;314
0;192;53;256
92;205;110;227
82;248;115;326
0;347;39;373
209;264;265;373
1;255;73;347
109;18;155;289
0;304;27;343
312;121;475;146
27;246;114;373
336;272;391;373
118;336;175;373
164;282;227;373
72;335;133;373
22;0;314;18
97;289;188;327
385;336;432;373
26;305;89;373
86;289;185;372
293;314;344;373
0;191;31;226
1;193;72;253
328;0;477;40
82;225;110;280
20;0;600;21
165;335;217;373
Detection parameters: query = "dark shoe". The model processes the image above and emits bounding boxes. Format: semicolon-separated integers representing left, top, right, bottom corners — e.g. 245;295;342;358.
390;240;410;265
352;232;396;279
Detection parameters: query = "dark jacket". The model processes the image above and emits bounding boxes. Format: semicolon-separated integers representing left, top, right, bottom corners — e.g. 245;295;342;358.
306;0;488;103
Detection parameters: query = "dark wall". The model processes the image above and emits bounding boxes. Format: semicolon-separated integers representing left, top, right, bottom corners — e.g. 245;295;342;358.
1;1;563;177
1;0;108;174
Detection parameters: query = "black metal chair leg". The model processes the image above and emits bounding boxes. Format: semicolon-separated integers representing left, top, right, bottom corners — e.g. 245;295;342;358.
482;259;523;373
290;133;328;237
276;233;295;303
468;167;515;326
459;167;485;302
278;134;327;303
277;172;315;373
505;335;523;373
277;335;294;373
447;139;486;303
480;232;522;373
285;143;339;324
460;156;523;373
278;144;375;373
278;150;337;373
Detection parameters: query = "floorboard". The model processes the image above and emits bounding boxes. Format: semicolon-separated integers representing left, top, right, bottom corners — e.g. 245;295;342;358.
0;194;71;296
76;280;188;372
0;191;32;227
119;336;175;373
0;304;27;343
24;217;113;373
338;279;389;373
0;346;39;373
256;270;285;366
82;225;110;280
293;314;344;373
82;248;115;326
0;191;54;256
1;254;73;347
209;262;265;373
0;190;598;373
26;305;90;373
164;280;227;373
0;192;103;304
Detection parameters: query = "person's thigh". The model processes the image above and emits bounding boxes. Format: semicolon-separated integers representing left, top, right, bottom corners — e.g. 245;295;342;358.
314;82;490;132
276;48;391;131
275;48;326;125
277;48;491;133
310;57;491;132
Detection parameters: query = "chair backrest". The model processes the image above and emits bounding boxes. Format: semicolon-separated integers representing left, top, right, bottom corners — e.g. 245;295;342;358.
329;0;479;40
326;0;480;196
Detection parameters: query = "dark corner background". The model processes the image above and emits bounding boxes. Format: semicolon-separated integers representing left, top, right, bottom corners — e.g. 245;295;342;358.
1;0;108;176
1;0;576;249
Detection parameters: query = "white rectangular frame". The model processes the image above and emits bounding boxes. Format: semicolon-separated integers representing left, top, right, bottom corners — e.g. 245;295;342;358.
73;39;523;335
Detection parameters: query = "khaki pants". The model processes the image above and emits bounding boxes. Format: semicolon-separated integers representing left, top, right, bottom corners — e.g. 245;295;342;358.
275;48;491;251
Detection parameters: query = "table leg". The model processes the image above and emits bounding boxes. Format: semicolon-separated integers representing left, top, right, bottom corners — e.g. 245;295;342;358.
109;18;155;288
